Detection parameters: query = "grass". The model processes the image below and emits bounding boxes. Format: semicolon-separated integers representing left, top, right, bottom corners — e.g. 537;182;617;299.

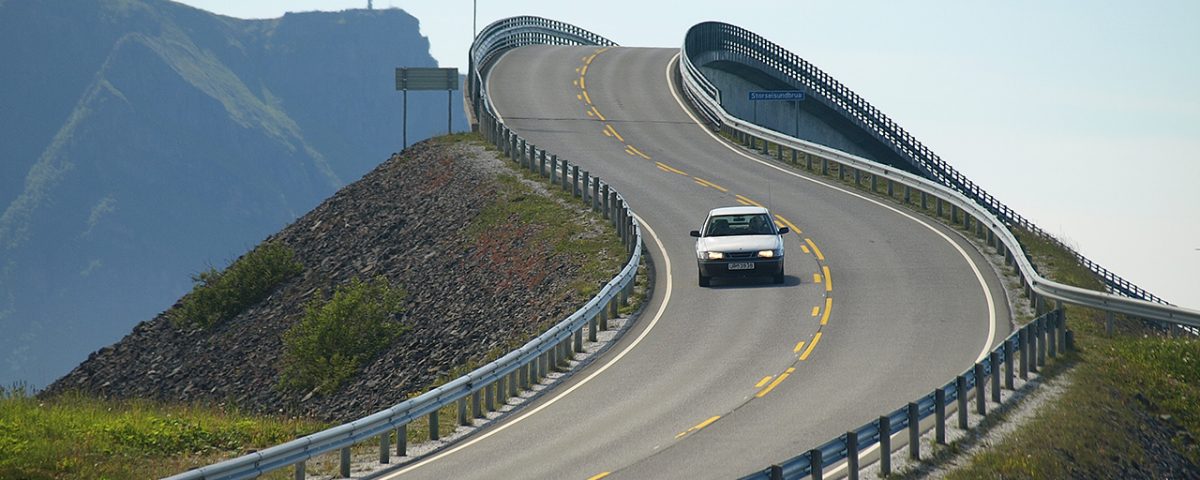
0;386;327;480
279;276;408;395
171;242;302;329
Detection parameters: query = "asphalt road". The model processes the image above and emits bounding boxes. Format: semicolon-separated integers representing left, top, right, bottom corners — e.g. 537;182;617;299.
384;45;1011;480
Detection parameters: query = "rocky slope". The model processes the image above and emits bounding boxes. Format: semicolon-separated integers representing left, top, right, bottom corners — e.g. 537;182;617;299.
44;138;614;421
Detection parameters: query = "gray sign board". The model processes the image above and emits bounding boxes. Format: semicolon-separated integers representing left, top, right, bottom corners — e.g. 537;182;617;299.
395;67;460;91
749;90;805;101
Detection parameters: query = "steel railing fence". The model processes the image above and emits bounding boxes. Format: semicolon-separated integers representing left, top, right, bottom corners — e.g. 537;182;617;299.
677;21;1200;479
682;21;1167;305
166;16;637;480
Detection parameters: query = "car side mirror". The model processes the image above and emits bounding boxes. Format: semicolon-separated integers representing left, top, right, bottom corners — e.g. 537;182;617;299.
778;227;790;235
689;230;701;238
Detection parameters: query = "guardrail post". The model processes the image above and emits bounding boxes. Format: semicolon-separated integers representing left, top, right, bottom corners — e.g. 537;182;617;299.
935;388;946;444
380;430;391;464
574;326;584;353
608;295;618;323
809;448;823;480
592;180;601;212
904;185;911;204
1004;339;1015;389
791;148;798;164
589;312;599;341
837;163;845;181
561;159;569;190
1048;314;1058;359
887;178;894;197
951;204;959;224
1066;329;1075;351
295;461;305;480
854;168;861;186
472;389;483;419
870;173;877;193
539;150;547;177
1028;323;1039;373
936;198;944;218
821;158;829;176
879;415;891;476
990;352;1001;403
602;184;611;219
497;376;507;404
956;375;968;429
550;156;559;184
920;191;928;210
397;423;407;457
458;397;469;426
1019;328;1030;379
519;139;527;167
806;153;814;171
846;430;859;480
582;171;591;205
1037;316;1047;368
776;144;783;160
340;446;351;478
987;227;996;248
975;363;987;416
572;165;581;198
486;382;495;412
510;136;518;162
429;409;439;441
908;402;920;460
522;361;532;389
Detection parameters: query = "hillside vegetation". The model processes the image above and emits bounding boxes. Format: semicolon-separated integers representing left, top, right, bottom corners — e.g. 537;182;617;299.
945;229;1200;478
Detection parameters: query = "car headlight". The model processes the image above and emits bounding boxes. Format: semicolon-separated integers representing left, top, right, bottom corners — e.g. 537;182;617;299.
702;251;724;260
757;249;781;258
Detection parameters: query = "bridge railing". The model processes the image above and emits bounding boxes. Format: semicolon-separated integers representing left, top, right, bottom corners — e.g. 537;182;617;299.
682;21;1168;305
166;16;637;480
678;21;1200;479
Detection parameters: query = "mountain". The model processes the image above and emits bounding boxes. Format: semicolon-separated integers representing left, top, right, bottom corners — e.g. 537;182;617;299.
0;0;467;388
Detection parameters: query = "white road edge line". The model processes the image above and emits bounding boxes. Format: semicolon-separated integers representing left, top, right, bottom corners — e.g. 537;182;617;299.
664;53;998;478
382;214;673;478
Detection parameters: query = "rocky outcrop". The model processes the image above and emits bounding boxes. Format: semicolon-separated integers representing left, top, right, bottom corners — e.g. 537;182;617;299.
44;139;606;422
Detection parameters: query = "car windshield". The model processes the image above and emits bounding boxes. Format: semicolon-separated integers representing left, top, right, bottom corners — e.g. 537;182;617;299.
704;214;775;237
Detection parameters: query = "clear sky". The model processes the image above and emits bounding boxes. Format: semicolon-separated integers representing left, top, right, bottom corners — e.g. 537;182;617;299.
176;0;1200;310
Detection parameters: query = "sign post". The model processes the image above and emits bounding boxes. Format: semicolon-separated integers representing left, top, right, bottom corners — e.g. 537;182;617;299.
749;90;805;137
395;67;460;149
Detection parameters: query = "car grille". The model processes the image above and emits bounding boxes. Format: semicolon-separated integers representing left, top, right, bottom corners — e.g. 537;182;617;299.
724;252;756;259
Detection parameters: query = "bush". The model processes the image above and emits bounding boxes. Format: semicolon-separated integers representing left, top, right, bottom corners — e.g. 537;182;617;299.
280;277;407;394
171;242;303;329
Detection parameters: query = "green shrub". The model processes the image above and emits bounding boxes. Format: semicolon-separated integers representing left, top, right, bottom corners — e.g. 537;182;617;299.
171;242;302;329
280;277;408;394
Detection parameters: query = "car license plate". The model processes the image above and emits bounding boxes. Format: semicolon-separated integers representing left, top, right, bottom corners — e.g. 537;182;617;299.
728;262;754;271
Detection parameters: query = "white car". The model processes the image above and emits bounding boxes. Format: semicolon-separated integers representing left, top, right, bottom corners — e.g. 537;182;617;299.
690;206;788;287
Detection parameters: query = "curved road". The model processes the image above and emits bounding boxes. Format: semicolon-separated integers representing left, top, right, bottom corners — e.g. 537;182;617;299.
387;46;1011;479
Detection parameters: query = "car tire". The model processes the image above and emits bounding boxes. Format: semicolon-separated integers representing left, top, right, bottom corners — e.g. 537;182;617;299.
773;265;785;285
699;271;710;287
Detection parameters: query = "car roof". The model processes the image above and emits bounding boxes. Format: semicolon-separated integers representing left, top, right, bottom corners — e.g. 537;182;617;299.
707;206;769;217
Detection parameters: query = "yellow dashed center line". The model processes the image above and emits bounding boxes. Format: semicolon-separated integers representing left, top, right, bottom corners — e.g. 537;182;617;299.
676;415;722;439
604;124;624;142
580;76;586;89
774;214;801;234
587;473;611;480
755;375;773;388
820;297;832;325
822;265;832;292
756;367;795;398
581;64;589;76
793;340;806;353
693;177;729;192
811;306;820;317
655;162;687;175
800;332;822;360
591;107;605;121
801;245;811;254
627;145;651;159
813;273;822;283
805;238;825;261
735;194;764;208
583;90;592;105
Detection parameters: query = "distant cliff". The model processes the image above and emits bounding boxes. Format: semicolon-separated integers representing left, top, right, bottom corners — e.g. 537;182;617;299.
0;0;467;388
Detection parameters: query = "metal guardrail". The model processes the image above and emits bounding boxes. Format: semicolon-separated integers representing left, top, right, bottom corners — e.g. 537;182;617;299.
678;21;1200;479
167;16;636;480
682;21;1170;306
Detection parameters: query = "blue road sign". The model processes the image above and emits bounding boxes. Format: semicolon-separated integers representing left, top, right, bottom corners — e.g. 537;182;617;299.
749;90;805;101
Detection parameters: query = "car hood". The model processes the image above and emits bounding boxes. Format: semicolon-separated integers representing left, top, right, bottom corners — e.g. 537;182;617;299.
696;235;781;253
